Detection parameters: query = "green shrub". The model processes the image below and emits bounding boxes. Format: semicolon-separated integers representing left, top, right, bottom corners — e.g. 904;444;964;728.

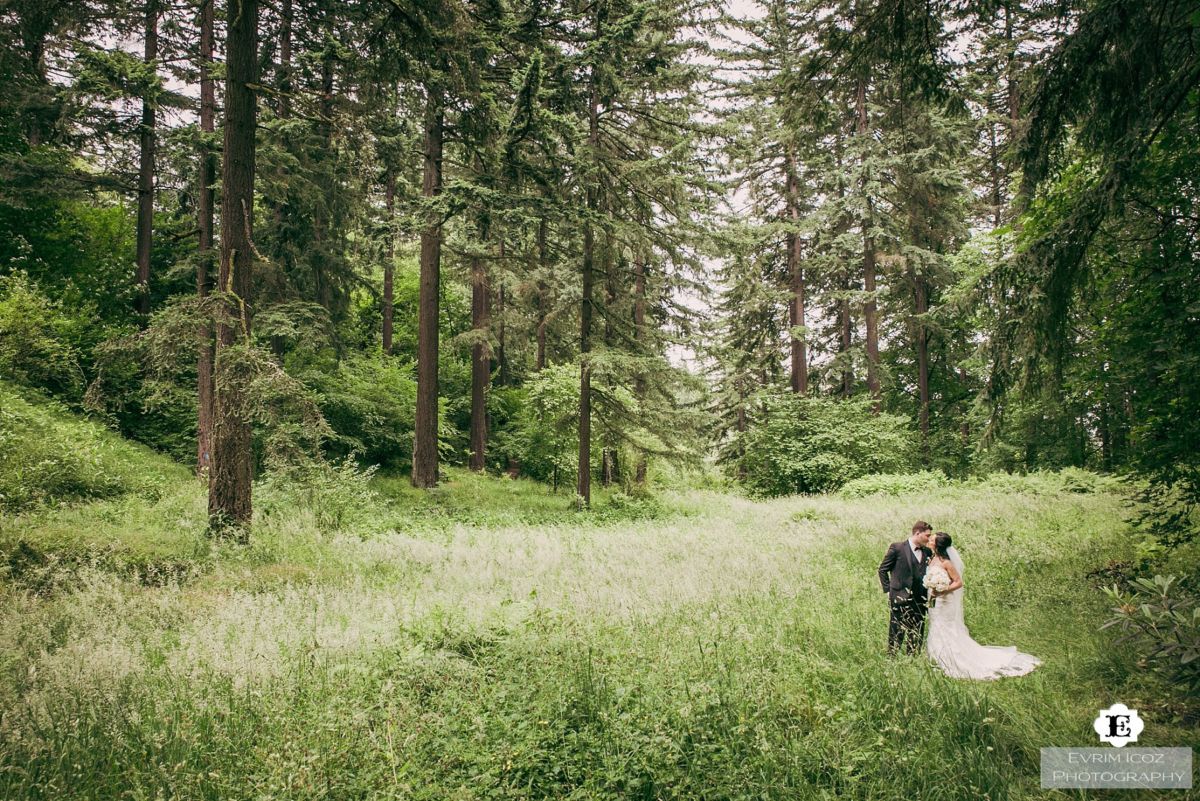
1131;480;1199;549
1055;466;1119;493
0;382;179;514
255;456;381;533
507;363;584;488
588;489;668;523
0;198;137;333
838;470;950;498
83;337;200;462
481;385;527;472
289;350;417;468
0;272;85;399
736;393;914;497
1101;575;1200;699
972;468;1119;496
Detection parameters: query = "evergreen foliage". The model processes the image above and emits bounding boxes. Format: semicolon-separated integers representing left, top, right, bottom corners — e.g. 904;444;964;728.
0;0;1195;545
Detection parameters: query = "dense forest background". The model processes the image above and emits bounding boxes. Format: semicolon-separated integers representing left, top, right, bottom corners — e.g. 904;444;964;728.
1;0;1196;543
2;3;1200;797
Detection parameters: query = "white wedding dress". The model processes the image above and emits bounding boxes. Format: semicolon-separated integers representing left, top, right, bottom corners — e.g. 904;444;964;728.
926;547;1041;679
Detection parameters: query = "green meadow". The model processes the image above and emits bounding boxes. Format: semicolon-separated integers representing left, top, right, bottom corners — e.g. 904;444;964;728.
3;457;1194;800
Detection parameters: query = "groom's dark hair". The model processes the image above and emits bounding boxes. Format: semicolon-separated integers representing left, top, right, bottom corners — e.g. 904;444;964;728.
912;520;932;534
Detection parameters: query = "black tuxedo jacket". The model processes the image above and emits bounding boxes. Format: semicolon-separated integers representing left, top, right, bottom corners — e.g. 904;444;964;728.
878;540;932;603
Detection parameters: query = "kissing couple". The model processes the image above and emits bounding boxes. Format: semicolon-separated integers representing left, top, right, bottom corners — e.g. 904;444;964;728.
878;520;1041;680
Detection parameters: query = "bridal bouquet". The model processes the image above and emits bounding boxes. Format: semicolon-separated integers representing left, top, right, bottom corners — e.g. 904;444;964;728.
923;564;952;607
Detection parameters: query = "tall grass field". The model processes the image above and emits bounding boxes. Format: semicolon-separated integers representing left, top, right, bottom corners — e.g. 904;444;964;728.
0;391;1195;799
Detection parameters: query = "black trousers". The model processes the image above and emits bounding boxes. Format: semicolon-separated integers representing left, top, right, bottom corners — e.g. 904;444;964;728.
888;597;927;654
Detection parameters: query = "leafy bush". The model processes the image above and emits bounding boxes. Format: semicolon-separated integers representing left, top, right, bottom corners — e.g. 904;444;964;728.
0;272;86;399
255;456;381;533
507;363;585;488
1055;466;1119;493
838;470;950;498
85;302;335;467
588;489;669;523
972;468;1119;496
736;393;914;497
1131;480;1199;549
0;382;180;513
481;385;527;472
288;350;415;468
0;197;137;330
84;331;199;463
1101;575;1200;699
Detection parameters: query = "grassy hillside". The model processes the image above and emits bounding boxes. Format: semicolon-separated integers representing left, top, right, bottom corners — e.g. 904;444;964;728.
0;385;682;588
0;380;189;514
0;381;198;582
2;455;1194;799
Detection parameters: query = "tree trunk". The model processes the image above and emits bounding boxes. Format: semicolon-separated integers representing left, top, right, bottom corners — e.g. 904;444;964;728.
600;236;617;487
862;237;879;407
602;450;617;486
958;367;971;447
915;272;930;464
1005;2;1019;125
469;220;490;472
209;0;259;537
578;64;599;507
1099;399;1112;471
496;239;510;387
196;0;216;477
578;225;594;506
1115;390;1132;463
840;273;854;397
633;254;648;484
535;218;549;371
856;77;880;410
735;378;747;482
835;135;853;397
785;147;807;395
988;122;1003;228
412;90;444;489
278;0;292;118
383;170;395;354
312;52;335;312
135;0;158;320
1024;415;1038;472
21;26;50;147
270;0;292;313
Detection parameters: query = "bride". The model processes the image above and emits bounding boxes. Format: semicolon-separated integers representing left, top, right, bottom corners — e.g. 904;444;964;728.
925;532;1041;679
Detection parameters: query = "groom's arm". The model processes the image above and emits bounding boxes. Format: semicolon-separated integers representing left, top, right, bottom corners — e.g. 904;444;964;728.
878;544;897;593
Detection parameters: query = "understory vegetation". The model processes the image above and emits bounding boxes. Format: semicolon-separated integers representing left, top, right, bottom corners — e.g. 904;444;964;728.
2;446;1197;800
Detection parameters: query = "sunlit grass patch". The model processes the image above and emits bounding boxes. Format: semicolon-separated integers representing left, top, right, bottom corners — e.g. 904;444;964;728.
1;475;1193;800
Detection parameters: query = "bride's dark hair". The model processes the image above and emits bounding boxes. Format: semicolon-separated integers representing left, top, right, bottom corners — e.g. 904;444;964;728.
933;531;953;557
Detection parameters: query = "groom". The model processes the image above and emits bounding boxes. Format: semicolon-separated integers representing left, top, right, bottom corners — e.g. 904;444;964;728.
878;520;933;655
